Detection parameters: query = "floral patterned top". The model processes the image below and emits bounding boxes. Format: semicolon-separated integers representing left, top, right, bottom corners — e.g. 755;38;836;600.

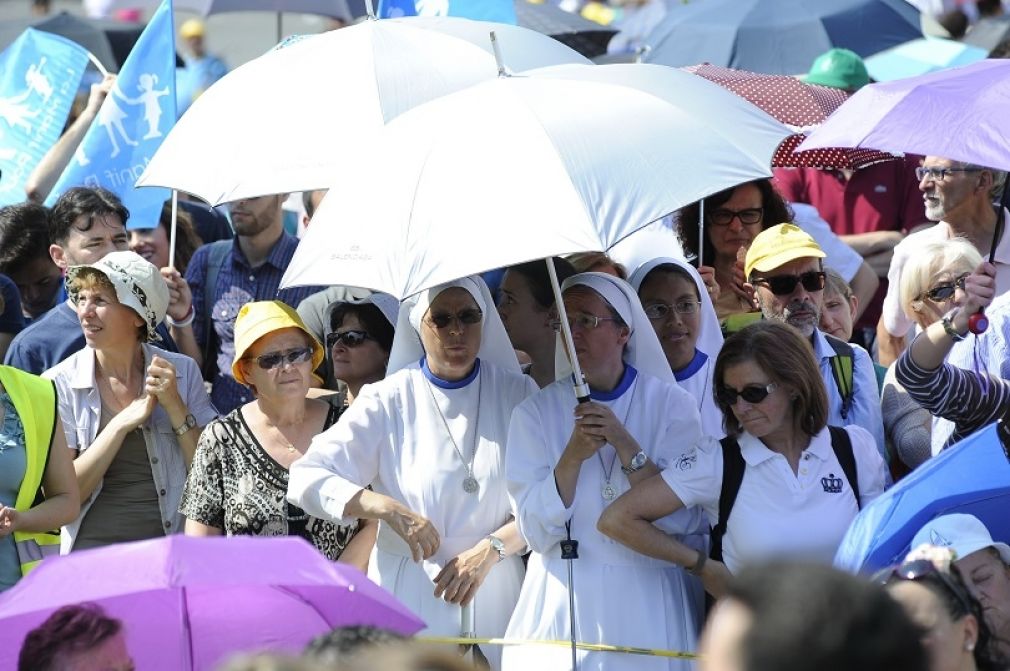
179;400;356;560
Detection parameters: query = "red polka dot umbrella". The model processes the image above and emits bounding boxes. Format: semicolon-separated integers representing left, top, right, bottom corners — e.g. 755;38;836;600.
682;63;900;170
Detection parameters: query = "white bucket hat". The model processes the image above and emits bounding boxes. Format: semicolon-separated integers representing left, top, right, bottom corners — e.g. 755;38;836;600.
66;250;170;343
912;513;1010;564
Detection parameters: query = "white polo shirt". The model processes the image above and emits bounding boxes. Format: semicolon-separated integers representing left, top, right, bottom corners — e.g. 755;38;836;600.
661;425;886;575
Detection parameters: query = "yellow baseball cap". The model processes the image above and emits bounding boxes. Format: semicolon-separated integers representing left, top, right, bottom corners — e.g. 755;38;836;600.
179;19;206;40
232;300;324;386
744;223;826;280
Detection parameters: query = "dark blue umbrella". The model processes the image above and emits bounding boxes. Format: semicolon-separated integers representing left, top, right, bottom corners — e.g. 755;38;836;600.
834;422;1010;574
643;0;921;75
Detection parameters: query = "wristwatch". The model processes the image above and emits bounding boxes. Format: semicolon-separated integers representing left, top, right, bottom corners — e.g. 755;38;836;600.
621;450;648;475
173;413;197;436
486;535;506;562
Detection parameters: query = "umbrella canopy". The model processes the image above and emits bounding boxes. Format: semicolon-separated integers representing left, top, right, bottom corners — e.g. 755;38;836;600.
865;36;988;81
137;15;589;205
682;63;899;169
0;535;424;670
0;12;117;71
280;62;791;298
643;0;921;75
962;16;1010;55
514;0;616;58
798;59;1010;171
834;422;1010;573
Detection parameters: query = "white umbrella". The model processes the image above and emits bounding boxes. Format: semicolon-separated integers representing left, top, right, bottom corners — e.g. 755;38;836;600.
136;15;589;205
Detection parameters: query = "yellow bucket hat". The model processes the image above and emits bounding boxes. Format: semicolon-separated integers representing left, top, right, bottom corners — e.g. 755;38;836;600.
232;300;324;386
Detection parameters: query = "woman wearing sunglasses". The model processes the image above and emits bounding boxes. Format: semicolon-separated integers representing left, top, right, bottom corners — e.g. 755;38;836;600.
323;293;397;405
289;276;537;671
180;301;365;567
503;272;707;670
881;544;1007;671
599;320;886;599
44;251;216;552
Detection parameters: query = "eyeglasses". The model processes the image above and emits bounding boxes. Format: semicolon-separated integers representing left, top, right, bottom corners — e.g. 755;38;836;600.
708;207;764;227
248;346;314;371
644;301;701;320
427;308;483;330
550;313;621;332
325;329;374;349
915;167;982;182
918;273;969;303
716;382;778;406
751;271;826;296
876;559;974;618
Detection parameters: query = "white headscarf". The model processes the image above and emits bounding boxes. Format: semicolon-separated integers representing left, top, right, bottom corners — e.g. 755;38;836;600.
557;272;674;385
387;275;520;375
628;257;723;360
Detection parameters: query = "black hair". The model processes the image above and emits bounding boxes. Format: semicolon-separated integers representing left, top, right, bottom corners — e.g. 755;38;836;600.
49;187;129;245
639;263;700;301
330;301;395;352
0;202;51;274
505;257;577;309
18;603;123;671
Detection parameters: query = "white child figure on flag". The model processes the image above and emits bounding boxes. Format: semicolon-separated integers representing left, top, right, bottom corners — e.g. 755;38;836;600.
118;72;169;140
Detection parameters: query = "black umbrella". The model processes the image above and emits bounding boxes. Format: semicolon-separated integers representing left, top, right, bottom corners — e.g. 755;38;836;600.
513;0;616;58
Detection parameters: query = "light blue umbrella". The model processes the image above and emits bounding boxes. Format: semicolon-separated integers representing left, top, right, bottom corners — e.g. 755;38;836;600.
866;36;988;81
834;422;1010;574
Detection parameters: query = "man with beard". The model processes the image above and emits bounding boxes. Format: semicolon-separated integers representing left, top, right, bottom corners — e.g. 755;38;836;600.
184;194;322;414
877;157;1009;365
743;224;885;457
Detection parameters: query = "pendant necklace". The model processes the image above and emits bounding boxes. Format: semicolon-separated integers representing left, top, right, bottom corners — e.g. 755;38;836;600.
424;369;482;494
596;375;638;501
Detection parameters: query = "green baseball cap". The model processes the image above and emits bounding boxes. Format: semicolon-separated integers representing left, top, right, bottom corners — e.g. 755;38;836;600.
805;48;870;91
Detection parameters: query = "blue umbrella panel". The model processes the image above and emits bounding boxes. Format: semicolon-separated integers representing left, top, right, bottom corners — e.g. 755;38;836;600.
834;422;1010;574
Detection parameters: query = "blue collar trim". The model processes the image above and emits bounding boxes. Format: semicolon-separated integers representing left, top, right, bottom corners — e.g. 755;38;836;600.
421;357;480;389
590;365;637;401
674;350;708;382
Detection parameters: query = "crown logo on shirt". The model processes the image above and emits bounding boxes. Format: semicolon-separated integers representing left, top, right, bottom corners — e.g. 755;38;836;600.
821;473;843;494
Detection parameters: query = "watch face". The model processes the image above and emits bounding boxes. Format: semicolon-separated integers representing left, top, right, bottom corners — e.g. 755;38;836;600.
631;451;647;468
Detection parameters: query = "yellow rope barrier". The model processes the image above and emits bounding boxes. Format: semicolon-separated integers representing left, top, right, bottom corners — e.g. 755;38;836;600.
416;636;699;660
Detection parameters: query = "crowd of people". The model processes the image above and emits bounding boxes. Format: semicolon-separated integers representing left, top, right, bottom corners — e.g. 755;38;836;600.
1;19;1010;671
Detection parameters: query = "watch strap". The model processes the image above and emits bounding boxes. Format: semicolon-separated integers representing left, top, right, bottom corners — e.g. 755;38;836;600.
173;413;197;436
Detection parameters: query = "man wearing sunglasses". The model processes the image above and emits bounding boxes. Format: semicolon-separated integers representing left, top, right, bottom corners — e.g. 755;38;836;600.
878;156;1009;366
744;224;885;458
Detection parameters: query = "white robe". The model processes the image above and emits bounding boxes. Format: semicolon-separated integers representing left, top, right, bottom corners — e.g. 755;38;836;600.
288;360;537;670
503;369;706;671
674;350;724;440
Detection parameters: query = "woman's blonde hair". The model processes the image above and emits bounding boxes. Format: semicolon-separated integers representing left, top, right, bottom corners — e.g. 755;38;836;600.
899;238;981;321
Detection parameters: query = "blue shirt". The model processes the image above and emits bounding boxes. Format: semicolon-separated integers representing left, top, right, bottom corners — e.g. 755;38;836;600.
175;54;228;116
0;275;25;336
3;302;177;376
186;233;324;415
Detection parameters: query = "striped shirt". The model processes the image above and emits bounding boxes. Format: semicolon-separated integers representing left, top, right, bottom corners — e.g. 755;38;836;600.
894;345;1010;451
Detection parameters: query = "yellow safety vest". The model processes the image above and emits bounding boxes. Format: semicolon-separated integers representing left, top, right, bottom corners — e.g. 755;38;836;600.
0;366;61;576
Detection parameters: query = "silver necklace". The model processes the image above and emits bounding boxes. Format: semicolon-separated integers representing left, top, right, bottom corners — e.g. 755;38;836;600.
595;375;638;501
424;369;482;494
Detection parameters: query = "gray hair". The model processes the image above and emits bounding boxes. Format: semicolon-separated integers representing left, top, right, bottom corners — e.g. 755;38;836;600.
954;160;1008;201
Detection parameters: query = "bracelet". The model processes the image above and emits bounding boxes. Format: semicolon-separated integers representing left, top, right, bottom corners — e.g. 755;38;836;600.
942;316;966;342
688;549;707;576
166;305;195;328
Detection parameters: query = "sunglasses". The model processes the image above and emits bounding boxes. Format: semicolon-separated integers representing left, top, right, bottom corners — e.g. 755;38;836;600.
751;271;826;296
709;207;763;226
716;382;778;406
919;273;969;303
326;329;374;349
427;308;483;329
248;346;314;371
876;559;974;617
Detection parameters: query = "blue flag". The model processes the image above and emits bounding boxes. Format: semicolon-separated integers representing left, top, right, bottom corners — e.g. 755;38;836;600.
47;0;176;228
377;0;517;24
0;29;89;207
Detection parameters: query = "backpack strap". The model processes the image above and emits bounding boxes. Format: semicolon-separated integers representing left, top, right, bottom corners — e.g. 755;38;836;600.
823;334;854;421
710;435;746;562
828;425;860;510
201;240;232;379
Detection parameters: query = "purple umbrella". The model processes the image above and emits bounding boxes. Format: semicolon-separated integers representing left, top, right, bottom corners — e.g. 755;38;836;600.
0;535;424;670
798;59;1010;171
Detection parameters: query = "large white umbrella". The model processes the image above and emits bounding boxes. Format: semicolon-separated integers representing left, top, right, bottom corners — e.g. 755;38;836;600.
280;62;791;298
136;15;589;205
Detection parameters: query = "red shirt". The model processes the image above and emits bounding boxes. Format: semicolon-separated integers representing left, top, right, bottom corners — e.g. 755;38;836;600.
773;156;928;236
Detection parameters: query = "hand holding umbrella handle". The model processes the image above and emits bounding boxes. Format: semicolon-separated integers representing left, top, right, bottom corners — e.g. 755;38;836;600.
971;202;1007;335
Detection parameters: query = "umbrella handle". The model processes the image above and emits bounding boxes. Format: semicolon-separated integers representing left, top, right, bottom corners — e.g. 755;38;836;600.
168;190;178;270
971;188;1010;335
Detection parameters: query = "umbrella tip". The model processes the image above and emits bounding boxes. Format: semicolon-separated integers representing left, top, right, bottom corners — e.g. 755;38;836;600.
635;44;651;64
365;0;376;19
489;31;511;78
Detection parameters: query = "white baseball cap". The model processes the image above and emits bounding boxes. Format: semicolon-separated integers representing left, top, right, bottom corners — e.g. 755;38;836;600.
912;513;1010;564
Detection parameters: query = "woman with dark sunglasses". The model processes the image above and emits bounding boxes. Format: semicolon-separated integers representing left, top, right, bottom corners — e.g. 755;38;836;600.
289;276;537;671
599;320;886;599
322;294;397;405
180;301;366;568
882;544;1007;671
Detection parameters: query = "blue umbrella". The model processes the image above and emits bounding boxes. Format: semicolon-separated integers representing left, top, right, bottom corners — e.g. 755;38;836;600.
643;0;921;75
834;422;1010;574
865;36;988;81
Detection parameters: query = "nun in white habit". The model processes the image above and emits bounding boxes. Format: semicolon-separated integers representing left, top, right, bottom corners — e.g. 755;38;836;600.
629;257;724;439
502;273;706;671
288;276;537;670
